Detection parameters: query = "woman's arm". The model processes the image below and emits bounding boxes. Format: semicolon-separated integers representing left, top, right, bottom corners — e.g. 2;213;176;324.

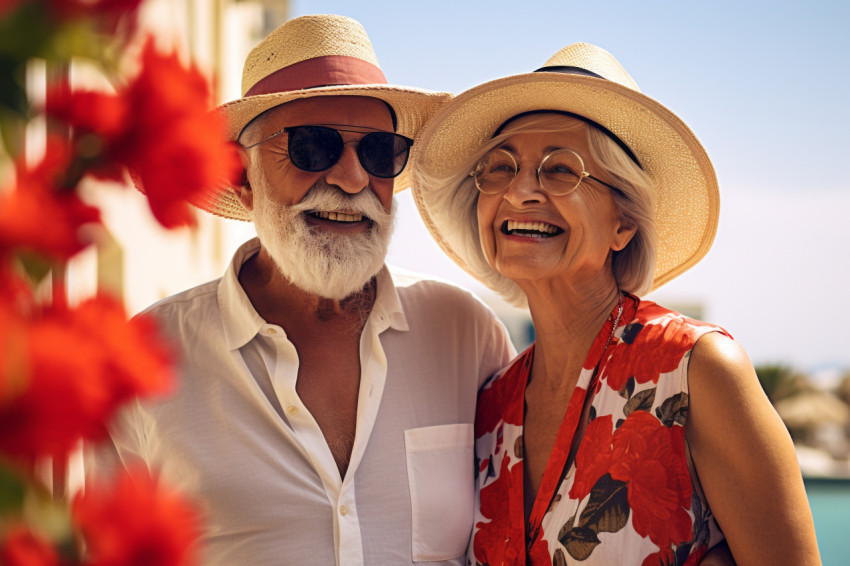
686;332;821;565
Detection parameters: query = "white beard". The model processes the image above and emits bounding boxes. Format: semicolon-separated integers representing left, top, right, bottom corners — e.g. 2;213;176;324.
252;181;395;300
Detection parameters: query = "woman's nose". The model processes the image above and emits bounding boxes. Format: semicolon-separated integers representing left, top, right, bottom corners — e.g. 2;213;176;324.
502;166;546;206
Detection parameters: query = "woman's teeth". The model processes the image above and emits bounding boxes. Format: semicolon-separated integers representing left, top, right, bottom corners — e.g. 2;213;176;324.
503;220;562;237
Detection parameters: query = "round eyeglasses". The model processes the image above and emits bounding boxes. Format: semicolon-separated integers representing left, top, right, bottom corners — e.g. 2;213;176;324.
471;148;623;196
243;124;413;179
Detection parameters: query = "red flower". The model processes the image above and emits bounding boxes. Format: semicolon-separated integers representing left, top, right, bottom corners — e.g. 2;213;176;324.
641;545;675;566
0;526;59;566
0;138;101;261
73;468;200;566
473;455;524;565
67;295;174;401
602;314;695;392
0;295;173;461
683;544;707;565
609;411;693;548
476;352;529;436
48;0;145;34
569;415;614;501
125;39;242;227
45;39;241;229
527;535;550;565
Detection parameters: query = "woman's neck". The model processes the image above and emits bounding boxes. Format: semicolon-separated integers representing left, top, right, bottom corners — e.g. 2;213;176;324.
523;275;621;393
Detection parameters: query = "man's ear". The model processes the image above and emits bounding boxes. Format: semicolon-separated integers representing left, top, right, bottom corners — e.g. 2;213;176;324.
232;143;253;211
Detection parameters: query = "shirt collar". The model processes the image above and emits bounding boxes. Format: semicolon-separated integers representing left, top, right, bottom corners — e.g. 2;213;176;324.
218;238;267;349
371;266;409;333
217;238;409;349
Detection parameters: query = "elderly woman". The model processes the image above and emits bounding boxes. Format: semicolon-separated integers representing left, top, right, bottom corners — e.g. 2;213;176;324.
410;44;820;565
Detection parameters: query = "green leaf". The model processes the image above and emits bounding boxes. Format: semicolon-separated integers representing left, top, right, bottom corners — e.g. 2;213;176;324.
16;252;53;286
0;463;26;516
553;548;569;566
0;1;56;59
0;106;27;157
562;526;600;561
22;485;73;543
624;387;656;416
618;375;636;399
0;56;29;120
560;474;630;560
620;322;644;344
557;513;577;541
656;392;689;427
578;474;629;535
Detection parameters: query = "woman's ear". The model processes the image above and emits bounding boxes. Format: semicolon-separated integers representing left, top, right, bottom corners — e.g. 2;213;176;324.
611;221;637;252
232;143;253;211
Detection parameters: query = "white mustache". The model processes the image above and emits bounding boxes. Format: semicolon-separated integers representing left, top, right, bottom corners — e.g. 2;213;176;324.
290;181;391;224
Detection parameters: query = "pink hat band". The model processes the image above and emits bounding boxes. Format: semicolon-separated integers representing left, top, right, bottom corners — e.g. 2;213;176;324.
244;55;388;97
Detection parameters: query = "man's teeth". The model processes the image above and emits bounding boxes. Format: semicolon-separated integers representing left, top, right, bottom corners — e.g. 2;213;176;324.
505;220;561;237
314;211;363;222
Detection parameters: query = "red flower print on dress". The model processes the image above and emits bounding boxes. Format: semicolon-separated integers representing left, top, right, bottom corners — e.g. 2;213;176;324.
527;534;550;565
640;545;674;566
683;544;707;565
0;138;101;262
584;314;619;371
603;314;694;392
73;468;200;566
569;414;614;501
0;295;173;462
476;355;527;436
609;411;693;548
473;455;524;565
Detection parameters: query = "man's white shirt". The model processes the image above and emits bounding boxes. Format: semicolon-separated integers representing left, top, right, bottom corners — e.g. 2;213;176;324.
89;238;514;565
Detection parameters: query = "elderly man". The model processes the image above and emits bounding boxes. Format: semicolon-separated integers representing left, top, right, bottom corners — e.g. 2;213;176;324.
89;14;514;566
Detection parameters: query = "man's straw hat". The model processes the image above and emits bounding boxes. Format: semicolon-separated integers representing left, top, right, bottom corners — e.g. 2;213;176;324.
198;14;450;221
410;42;719;300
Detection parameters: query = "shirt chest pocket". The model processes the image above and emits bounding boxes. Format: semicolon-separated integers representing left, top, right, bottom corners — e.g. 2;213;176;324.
404;423;475;562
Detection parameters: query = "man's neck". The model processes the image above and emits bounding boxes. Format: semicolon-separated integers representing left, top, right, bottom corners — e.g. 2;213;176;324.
237;247;378;330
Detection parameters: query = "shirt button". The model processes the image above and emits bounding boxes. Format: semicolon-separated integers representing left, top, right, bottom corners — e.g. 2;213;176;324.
266;328;277;335
339;505;348;516
286;405;298;415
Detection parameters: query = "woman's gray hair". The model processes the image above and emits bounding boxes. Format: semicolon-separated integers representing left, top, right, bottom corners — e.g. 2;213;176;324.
418;113;657;307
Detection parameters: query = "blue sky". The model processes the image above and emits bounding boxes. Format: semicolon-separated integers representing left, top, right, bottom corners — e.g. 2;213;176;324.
286;1;850;370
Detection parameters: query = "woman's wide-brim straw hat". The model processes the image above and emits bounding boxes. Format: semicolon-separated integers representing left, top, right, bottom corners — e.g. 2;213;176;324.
410;42;719;301
195;14;450;221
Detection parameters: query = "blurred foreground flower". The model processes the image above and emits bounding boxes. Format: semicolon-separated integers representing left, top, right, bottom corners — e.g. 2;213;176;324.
46;38;241;229
0;526;59;566
0;295;173;463
0;2;217;563
73;468;200;566
0;138;102;263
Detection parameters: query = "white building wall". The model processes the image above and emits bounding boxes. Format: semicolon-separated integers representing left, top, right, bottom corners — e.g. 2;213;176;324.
70;0;288;315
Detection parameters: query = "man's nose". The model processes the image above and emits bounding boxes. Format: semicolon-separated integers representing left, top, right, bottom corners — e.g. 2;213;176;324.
324;142;369;194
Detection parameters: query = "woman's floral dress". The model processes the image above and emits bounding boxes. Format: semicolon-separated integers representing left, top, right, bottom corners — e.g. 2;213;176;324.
469;294;730;566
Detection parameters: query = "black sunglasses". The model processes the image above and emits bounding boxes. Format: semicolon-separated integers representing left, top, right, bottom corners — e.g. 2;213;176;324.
243;124;413;179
